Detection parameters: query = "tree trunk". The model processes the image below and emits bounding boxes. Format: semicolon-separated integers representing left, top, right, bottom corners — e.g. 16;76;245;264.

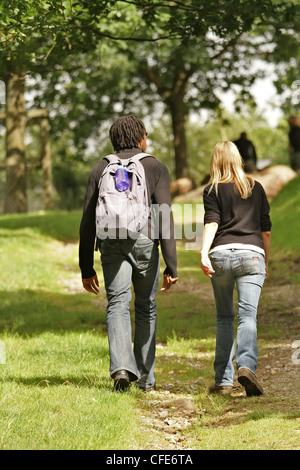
168;92;189;179
139;63;191;180
40;114;53;210
4;70;27;213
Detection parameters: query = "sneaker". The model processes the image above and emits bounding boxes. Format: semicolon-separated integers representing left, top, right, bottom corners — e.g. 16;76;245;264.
237;368;263;396
113;370;130;392
208;383;233;395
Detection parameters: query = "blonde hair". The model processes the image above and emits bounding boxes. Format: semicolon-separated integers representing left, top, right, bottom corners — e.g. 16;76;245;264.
208;141;254;199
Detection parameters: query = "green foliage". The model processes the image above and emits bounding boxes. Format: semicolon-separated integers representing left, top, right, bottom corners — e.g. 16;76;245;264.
1;0;299;208
0;0;118;66
266;2;300;115
120;0;299;116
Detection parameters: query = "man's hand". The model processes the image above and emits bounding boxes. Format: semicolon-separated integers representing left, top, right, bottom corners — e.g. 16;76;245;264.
160;274;178;291
82;275;99;295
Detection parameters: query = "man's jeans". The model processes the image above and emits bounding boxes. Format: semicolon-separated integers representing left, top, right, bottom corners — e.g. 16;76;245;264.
100;234;160;389
209;249;266;386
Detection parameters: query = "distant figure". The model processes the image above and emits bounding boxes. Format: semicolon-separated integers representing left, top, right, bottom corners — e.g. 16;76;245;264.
288;116;300;171
234;132;257;173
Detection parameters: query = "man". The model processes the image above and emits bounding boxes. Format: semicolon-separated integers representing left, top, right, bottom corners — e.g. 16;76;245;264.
288;116;300;171
234;132;257;173
79;115;178;392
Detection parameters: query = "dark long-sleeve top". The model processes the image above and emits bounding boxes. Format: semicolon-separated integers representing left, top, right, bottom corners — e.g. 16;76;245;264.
79;147;177;279
233;137;257;163
289;126;300;152
203;181;272;253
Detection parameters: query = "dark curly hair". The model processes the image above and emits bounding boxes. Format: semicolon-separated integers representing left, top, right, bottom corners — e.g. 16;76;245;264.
109;115;146;152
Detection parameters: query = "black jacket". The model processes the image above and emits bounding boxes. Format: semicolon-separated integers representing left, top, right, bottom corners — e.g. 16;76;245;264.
79;147;177;279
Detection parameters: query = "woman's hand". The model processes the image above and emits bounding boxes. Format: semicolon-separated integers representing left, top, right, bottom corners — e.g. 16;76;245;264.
200;222;218;277
201;252;215;278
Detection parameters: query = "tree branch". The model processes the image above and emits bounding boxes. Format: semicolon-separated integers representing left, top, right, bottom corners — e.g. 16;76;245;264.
116;0;196;12
208;33;243;61
65;24;179;42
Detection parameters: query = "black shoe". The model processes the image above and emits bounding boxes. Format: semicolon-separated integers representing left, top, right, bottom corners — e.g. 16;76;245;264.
113;370;130;392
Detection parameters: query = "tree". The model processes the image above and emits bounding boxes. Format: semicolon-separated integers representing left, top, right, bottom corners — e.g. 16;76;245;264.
122;0;299;179
0;0;298;211
29;0;299;183
0;0;178;212
267;9;300;116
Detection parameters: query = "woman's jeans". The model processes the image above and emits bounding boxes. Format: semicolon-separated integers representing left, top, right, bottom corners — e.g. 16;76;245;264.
209;249;266;386
99;234;160;389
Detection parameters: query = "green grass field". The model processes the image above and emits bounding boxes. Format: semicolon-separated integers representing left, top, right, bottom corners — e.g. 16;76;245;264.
0;174;299;450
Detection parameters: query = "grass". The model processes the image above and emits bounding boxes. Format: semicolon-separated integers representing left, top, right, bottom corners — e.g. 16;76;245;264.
268;174;300;257
0;215;148;449
267;173;300;285
0;174;299;450
186;413;300;450
0;332;142;450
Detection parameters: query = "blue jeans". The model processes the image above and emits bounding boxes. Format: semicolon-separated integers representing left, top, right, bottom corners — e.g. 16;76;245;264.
99;234;160;389
209;249;266;386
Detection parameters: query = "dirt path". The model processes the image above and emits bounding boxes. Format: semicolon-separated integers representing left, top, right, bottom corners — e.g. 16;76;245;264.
257;283;300;407
138;282;300;450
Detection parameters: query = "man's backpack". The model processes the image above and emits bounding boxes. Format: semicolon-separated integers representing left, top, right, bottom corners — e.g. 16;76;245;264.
96;153;152;239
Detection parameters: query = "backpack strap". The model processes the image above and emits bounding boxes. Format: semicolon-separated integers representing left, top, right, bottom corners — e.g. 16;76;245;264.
102;153;154;172
103;154;122;164
103;152;154;163
129;152;154;162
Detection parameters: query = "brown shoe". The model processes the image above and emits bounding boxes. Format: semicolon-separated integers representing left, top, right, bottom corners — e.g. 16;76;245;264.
237;368;263;396
208;383;233;395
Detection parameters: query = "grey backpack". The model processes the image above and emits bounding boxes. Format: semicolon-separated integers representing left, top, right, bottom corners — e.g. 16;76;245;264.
96;153;152;239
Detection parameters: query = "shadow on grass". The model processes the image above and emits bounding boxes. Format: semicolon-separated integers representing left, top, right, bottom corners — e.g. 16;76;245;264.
0;373;113;391
0;289;107;335
0;210;81;242
0;287;217;341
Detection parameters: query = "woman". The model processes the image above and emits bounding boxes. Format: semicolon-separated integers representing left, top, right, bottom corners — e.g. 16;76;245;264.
201;141;271;396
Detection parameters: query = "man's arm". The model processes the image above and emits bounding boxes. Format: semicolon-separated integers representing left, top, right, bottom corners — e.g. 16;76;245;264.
79;164;104;293
152;162;178;289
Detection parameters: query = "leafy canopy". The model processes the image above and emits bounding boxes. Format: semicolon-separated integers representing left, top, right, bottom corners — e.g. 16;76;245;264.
1;0;297;66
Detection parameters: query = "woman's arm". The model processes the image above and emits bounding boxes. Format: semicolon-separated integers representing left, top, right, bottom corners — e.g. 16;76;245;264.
200;222;218;277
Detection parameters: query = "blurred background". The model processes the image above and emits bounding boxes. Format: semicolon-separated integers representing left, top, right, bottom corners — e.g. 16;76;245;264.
0;0;299;213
